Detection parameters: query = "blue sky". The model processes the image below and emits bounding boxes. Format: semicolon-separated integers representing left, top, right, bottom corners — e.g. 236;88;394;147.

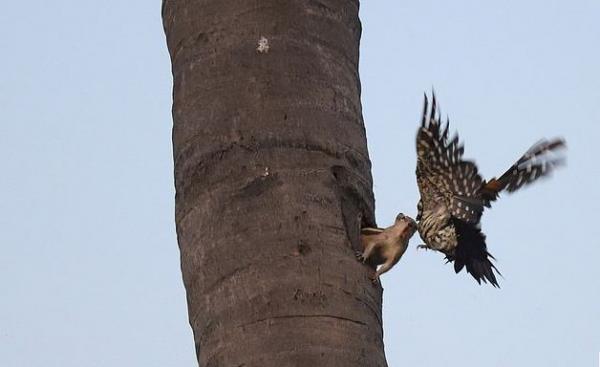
1;1;598;366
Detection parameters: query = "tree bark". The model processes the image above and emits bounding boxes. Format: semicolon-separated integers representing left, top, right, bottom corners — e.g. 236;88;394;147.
162;1;386;366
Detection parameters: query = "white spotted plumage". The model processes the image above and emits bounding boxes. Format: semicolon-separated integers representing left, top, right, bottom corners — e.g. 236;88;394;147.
415;93;566;287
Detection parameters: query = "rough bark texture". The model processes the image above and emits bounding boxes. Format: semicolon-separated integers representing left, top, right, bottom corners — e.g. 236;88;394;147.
162;1;386;366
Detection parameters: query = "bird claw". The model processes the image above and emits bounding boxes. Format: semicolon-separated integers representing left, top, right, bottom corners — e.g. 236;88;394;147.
416;244;430;251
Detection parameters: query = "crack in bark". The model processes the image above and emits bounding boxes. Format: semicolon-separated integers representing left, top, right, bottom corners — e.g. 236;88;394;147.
238;314;367;329
173;139;373;223
174;135;370;173
353;296;383;328
322;283;383;328
204;263;253;295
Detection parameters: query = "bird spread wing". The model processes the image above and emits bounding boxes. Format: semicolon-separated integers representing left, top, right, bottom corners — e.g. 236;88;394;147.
414;92;564;287
416;94;486;224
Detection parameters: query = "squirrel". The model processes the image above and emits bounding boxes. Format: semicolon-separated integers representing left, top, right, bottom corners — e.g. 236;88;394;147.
356;213;417;282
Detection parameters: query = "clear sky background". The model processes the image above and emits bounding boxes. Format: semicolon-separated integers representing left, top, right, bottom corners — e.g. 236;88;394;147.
1;1;598;366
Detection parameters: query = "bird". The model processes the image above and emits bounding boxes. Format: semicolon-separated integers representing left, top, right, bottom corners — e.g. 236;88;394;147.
356;213;417;283
415;93;566;287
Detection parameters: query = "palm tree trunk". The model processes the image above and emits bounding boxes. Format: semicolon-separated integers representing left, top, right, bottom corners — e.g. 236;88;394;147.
162;1;386;365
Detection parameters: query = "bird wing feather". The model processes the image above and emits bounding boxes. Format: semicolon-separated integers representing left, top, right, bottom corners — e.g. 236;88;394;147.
416;93;486;224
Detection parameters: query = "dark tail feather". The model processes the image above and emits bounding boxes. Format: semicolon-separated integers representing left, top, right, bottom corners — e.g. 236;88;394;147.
481;138;566;203
449;218;501;287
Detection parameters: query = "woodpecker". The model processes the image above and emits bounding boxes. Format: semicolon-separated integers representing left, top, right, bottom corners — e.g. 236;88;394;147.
415;93;565;287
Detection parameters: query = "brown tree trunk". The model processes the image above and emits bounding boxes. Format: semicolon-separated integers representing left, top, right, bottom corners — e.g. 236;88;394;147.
162;1;386;366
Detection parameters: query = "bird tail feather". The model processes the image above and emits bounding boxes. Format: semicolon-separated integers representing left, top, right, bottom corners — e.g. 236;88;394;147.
449;218;501;287
481;138;566;203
